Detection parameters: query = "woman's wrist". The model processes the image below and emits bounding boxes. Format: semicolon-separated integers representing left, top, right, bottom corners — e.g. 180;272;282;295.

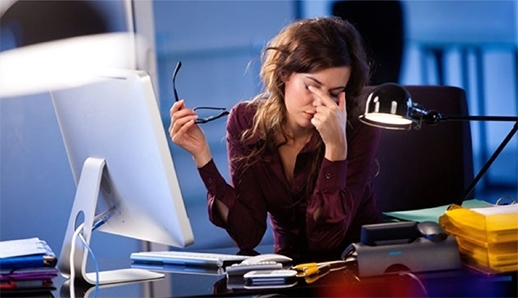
324;142;347;161
193;145;212;168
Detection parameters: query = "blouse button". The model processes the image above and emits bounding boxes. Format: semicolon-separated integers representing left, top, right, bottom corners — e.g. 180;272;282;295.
208;177;214;184
325;173;332;179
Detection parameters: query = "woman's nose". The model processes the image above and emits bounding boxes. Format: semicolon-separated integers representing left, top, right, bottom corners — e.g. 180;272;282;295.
311;94;321;106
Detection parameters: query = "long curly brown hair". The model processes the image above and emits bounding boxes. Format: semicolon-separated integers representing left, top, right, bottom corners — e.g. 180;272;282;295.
236;17;370;195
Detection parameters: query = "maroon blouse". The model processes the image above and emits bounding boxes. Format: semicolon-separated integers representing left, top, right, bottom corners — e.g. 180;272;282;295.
198;101;381;261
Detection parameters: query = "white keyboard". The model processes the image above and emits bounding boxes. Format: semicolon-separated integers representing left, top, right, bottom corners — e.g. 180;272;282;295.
130;250;251;268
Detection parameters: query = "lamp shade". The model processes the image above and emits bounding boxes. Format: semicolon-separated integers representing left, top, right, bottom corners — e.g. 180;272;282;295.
359;83;414;130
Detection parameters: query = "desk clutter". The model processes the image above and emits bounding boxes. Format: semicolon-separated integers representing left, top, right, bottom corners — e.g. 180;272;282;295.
132;221;464;291
223;220;493;290
126;218;517;297
439;202;518;275
0;237;58;296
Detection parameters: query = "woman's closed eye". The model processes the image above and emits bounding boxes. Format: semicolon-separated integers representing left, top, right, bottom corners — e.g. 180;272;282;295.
307;83;340;96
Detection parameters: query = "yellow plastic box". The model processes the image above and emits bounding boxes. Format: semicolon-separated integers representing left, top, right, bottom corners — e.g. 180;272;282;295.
439;204;518;244
439;204;518;274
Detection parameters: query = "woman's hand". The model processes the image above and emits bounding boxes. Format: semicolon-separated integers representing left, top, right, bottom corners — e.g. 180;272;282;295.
169;100;212;167
308;86;348;161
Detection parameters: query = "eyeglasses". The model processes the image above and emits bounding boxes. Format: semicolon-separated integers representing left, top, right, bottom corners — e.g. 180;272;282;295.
172;61;229;124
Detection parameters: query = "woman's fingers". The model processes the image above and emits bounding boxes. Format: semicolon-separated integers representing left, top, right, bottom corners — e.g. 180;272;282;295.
168;100;211;166
307;85;347;151
169;100;198;140
337;91;346;112
307;85;341;108
170;99;185;113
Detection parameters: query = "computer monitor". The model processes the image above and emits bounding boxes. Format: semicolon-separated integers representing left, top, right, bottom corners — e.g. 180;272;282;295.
51;69;194;285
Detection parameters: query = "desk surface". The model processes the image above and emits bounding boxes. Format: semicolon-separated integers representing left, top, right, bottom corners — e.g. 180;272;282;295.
41;246;517;298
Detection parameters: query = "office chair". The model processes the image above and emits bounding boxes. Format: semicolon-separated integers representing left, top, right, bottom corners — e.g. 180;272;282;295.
363;85;475;212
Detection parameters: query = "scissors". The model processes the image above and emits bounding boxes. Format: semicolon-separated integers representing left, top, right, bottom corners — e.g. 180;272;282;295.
291;260;348;283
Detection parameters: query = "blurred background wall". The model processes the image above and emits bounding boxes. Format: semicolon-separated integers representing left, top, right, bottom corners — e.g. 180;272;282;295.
1;0;516;261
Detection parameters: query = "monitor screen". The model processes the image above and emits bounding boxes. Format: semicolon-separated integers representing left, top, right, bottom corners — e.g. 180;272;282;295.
51;69;194;285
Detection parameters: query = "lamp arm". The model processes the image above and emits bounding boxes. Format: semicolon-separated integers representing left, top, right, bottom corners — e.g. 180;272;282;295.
440;115;518;122
455;121;518;205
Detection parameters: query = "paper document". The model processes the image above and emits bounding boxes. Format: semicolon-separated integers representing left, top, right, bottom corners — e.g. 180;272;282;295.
0;237;53;259
471;203;518;215
383;199;493;223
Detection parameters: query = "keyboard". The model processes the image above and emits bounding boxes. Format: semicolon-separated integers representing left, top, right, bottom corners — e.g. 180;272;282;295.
130;250;251;268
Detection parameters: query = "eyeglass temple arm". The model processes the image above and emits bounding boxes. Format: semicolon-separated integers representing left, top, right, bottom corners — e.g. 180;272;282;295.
171;61;182;102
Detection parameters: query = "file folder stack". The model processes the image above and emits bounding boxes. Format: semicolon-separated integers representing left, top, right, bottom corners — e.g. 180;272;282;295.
439;203;518;275
0;237;58;295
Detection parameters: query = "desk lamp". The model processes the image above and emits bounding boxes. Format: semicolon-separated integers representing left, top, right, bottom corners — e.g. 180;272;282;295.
359;83;518;205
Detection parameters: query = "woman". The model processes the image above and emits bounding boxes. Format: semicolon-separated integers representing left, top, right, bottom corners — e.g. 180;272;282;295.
169;16;381;262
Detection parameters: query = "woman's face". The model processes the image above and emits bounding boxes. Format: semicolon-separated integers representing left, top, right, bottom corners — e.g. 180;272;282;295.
283;66;351;130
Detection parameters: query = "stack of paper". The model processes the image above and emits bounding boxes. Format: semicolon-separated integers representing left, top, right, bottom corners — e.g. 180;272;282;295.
439;203;518;275
0;237;59;295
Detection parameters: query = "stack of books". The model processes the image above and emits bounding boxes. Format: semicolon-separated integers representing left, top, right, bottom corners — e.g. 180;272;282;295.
0;237;59;296
439;203;518;275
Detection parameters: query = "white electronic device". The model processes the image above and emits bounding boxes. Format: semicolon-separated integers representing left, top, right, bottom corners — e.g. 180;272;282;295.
240;253;293;265
243;269;298;289
53;69;194;285
226;261;283;276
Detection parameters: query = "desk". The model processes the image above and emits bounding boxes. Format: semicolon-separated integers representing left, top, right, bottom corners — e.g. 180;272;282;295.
47;247;517;298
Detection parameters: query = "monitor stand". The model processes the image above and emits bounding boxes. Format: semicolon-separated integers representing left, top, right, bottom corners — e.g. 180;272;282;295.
58;157;164;285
